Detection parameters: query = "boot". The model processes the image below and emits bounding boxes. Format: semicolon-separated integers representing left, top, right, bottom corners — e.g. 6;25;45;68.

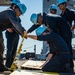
0;65;9;72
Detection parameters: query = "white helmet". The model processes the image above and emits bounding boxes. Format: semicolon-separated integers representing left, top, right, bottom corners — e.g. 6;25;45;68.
36;26;46;36
49;4;57;11
30;13;38;25
57;0;67;6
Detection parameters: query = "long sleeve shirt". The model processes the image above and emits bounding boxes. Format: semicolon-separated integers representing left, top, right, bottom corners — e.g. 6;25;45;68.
37;31;70;53
0;9;25;36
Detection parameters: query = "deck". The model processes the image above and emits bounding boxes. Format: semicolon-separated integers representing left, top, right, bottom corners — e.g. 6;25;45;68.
0;60;75;75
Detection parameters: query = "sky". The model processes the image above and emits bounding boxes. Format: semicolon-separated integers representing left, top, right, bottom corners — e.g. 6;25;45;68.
0;0;43;54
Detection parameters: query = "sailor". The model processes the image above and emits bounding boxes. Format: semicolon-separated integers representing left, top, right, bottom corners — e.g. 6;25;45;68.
5;0;21;68
24;26;72;72
57;0;75;69
0;3;26;72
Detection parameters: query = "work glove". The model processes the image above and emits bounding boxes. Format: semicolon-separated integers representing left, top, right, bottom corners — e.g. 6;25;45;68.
24;31;28;39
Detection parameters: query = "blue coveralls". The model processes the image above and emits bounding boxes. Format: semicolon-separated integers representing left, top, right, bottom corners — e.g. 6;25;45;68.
0;9;25;71
37;31;72;73
60;8;75;68
5;30;19;68
5;7;21;67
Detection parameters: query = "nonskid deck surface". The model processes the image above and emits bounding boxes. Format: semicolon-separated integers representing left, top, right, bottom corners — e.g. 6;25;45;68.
1;60;75;75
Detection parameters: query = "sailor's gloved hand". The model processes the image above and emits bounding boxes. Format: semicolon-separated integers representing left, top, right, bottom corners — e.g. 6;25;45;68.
24;31;28;39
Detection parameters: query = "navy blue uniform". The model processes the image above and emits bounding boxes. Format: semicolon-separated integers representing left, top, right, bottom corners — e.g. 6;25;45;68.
0;9;25;71
37;31;72;72
5;30;19;68
5;17;21;68
5;7;21;68
60;8;75;67
60;8;75;50
60;8;75;49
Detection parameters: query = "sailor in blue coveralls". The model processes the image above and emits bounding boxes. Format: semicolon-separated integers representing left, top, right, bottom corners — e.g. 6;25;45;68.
0;3;26;72
57;0;75;70
5;0;21;68
24;26;72;73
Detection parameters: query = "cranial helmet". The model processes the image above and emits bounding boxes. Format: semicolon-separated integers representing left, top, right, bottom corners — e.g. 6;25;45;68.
49;4;57;10
30;13;38;25
17;3;27;14
36;26;47;36
57;0;66;6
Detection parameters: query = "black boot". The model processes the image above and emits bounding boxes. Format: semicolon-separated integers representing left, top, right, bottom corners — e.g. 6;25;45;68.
0;65;9;72
65;63;74;73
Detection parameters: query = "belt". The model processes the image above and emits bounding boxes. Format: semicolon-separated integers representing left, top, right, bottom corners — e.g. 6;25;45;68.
56;52;70;54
